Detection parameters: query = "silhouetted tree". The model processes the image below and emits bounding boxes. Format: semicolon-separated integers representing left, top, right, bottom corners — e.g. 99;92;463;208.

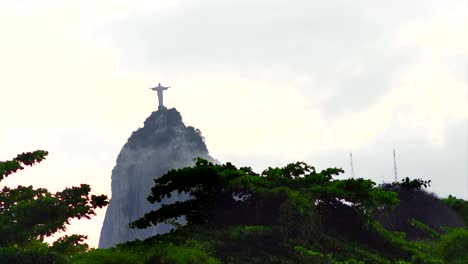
0;150;109;247
131;158;398;241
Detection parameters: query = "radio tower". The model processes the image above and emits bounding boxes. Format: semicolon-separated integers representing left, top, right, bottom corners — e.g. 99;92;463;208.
465;60;468;200
393;147;398;182
350;152;355;178
464;59;468;200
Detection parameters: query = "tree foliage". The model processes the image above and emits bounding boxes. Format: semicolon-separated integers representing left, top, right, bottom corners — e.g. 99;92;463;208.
131;158;398;232
4;151;463;263
126;159;415;263
68;158;465;263
444;195;468;227
0;150;48;181
435;228;468;263
0;150;108;252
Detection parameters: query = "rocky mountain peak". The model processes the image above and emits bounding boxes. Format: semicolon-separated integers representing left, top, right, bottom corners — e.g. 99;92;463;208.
99;108;213;248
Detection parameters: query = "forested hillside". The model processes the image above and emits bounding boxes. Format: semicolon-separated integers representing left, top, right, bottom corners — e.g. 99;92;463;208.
75;159;468;263
1;153;468;263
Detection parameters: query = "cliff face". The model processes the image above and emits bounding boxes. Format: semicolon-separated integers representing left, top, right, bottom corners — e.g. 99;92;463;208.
99;108;213;248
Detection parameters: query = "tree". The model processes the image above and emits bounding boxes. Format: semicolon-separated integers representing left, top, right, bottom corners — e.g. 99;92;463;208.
0;150;109;247
70;158;458;263
444;195;468;226
130;158;398;238
128;159;420;263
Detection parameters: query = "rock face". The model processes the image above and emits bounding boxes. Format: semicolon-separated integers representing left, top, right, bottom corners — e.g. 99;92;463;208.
99;108;213;248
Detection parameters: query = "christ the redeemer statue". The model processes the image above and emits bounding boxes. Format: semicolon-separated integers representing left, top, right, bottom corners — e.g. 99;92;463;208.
149;83;170;110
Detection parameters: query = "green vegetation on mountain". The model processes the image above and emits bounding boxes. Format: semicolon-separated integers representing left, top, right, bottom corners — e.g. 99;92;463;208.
77;159;468;264
2;152;468;263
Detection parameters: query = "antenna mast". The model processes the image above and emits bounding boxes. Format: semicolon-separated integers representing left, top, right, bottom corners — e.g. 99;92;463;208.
393;147;398;182
465;61;468;200
350;152;355;178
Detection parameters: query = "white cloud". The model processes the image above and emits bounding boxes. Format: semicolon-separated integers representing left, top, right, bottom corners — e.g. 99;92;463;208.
395;3;468;58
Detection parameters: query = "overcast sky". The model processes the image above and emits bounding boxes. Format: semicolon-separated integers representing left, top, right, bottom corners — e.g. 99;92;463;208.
1;0;467;248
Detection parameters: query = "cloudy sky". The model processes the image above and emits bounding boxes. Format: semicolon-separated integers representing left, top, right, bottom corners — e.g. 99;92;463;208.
1;0;467;248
